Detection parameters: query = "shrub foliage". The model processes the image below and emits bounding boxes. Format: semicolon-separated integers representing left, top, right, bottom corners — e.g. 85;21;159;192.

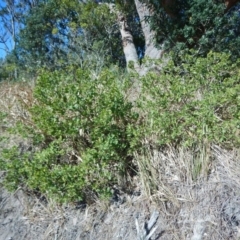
1;52;240;203
138;52;240;147
0;67;138;202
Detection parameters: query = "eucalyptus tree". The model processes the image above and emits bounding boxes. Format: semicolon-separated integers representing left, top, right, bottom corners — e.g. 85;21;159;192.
15;0;131;70
113;0;240;70
12;0;240;72
73;0;240;72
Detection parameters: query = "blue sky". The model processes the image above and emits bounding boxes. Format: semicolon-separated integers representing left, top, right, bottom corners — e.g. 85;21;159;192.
0;0;5;58
0;43;9;59
0;0;12;59
0;51;6;60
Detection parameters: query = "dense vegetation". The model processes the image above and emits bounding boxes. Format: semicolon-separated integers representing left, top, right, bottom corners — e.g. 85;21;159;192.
0;0;240;203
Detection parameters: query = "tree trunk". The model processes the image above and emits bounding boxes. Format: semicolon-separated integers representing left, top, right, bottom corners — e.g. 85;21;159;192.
107;3;140;71
134;0;164;59
118;14;140;70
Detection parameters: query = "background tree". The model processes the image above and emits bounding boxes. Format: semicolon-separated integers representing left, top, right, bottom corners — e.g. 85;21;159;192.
2;0;240;73
15;0;135;70
0;0;40;78
138;0;240;60
0;0;38;52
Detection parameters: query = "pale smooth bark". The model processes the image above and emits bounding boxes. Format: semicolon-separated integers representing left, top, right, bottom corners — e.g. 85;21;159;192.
107;1;165;74
107;3;140;71
118;14;140;70
134;0;164;59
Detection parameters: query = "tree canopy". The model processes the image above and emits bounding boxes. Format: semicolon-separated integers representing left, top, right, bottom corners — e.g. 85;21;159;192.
0;0;240;76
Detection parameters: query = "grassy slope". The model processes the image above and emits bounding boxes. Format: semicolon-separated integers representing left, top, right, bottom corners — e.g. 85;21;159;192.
1;80;240;239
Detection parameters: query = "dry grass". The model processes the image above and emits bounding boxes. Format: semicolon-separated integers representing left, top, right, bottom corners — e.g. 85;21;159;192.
133;143;240;239
1;139;240;239
135;141;213;201
2;144;239;240
1;80;240;239
0;80;35;155
0;80;34;128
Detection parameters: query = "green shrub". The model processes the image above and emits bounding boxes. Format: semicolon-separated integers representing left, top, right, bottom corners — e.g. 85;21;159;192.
138;51;240;148
0;67;138;203
1;51;239;202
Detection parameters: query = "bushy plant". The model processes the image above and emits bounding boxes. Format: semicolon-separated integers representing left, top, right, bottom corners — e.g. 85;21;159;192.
1;51;240;202
0;67;138;202
138;51;240;148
